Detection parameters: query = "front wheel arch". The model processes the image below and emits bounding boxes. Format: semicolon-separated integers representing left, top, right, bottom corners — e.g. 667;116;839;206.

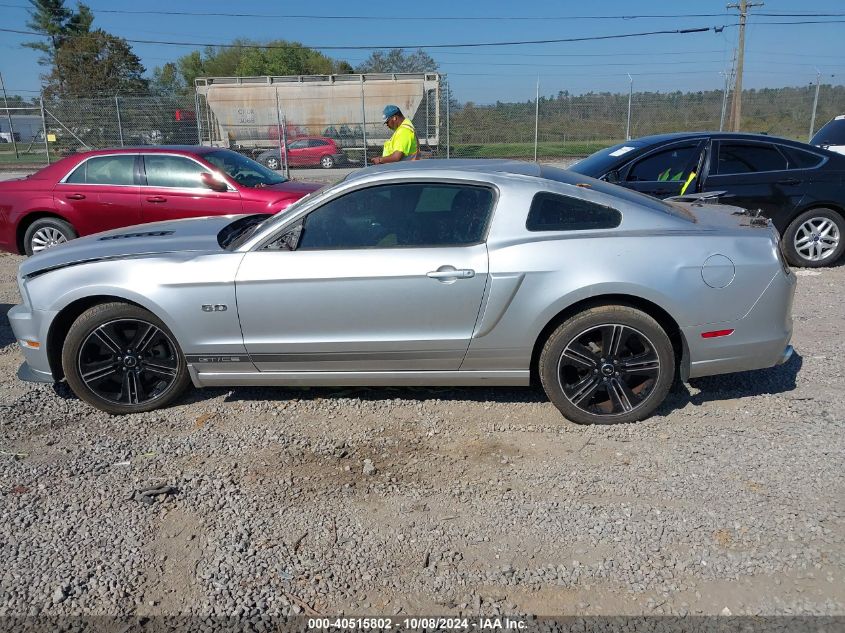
47;296;159;381
530;294;685;387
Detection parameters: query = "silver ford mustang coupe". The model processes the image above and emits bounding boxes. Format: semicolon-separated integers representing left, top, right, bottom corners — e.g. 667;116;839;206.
9;161;795;424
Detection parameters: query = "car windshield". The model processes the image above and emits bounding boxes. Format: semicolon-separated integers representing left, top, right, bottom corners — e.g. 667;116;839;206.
204;149;288;187
568;142;646;177
811;118;845;146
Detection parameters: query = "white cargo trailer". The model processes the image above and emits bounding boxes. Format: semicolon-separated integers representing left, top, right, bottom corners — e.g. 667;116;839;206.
195;73;440;155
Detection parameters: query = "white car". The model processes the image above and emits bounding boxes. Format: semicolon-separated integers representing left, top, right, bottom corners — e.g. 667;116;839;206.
811;115;845;155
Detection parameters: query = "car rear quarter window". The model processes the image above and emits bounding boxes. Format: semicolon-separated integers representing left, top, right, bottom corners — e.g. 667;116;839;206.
716;142;787;175
781;146;825;170
526;193;621;232
65;155;135;185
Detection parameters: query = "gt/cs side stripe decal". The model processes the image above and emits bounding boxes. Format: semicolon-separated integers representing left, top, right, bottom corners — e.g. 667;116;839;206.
186;351;457;364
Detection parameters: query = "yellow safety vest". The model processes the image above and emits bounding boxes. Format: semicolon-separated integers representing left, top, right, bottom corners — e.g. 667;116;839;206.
383;118;419;160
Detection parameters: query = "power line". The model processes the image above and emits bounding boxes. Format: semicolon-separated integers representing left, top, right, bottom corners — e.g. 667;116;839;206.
0;3;734;20
0;25;719;50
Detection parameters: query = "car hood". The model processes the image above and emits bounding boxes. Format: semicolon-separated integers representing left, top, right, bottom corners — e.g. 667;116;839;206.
262;181;322;194
19;215;240;277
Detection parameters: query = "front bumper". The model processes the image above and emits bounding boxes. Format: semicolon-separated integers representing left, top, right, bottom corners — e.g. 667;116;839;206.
7;303;56;382
685;270;796;379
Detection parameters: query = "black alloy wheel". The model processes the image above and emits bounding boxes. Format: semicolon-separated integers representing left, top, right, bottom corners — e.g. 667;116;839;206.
63;303;190;414
540;305;675;424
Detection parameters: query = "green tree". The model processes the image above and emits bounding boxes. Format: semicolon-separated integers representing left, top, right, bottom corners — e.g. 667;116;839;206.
355;49;439;73
24;0;93;68
150;62;185;96
45;29;148;97
175;40;352;87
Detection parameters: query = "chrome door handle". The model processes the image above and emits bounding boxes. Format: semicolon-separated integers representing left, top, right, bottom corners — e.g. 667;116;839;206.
427;268;475;279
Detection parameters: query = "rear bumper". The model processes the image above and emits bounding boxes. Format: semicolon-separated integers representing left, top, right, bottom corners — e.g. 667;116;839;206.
686;270;796;379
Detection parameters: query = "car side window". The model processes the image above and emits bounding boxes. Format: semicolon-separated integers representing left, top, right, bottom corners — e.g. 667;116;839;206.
143;155;207;188
65;155;135;185
526;193;621;232
295;183;494;250
308;140;327;148
289;140;308;150
780;146;824;170
626;144;699;182
716;142;788;175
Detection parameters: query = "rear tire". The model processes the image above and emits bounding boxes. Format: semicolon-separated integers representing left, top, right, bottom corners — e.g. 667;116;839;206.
539;305;675;425
263;155;281;170
782;208;845;267
320;155;335;169
62;302;190;415
23;217;77;256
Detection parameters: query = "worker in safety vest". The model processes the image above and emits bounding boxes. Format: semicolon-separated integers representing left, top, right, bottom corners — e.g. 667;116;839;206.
371;104;419;164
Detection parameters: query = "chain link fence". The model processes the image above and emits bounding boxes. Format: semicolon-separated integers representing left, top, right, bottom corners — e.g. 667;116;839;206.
1;75;843;169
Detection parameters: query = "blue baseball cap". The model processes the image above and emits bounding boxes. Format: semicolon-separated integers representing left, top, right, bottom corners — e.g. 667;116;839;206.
382;104;401;122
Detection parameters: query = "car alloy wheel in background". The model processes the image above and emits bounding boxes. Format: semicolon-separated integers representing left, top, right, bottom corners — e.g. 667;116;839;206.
783;208;845;267
23;217;77;256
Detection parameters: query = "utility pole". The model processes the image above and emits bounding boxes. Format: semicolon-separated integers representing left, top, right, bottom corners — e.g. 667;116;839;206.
727;0;763;131
808;69;821;142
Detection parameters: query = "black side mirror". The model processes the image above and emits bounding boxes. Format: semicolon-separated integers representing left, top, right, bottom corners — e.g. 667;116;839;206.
604;169;621;184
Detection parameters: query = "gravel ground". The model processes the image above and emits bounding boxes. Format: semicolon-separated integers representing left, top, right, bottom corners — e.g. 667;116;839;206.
0;189;843;620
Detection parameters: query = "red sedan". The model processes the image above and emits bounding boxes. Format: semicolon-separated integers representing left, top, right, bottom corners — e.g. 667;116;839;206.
0;146;322;255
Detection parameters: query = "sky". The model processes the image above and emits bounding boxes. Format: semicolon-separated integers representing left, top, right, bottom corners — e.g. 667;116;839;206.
0;0;843;103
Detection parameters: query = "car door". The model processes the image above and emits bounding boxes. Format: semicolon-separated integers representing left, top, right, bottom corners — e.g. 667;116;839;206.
140;153;243;223
235;181;494;372
306;139;330;165
621;140;706;198
701;140;805;226
53;154;141;234
285;139;310;166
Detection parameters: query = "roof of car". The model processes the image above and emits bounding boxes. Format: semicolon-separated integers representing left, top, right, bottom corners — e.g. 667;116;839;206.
72;145;226;157
347;159;546;182
623;131;808;146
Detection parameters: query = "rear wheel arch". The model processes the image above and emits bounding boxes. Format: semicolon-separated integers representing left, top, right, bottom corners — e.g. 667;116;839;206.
530;294;686;386
16;212;75;255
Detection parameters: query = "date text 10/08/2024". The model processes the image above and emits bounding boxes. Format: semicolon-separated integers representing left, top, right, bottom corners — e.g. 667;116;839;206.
307;617;527;630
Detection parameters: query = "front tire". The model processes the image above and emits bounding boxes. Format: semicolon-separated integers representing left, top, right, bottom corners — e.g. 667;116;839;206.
24;217;77;256
539;305;675;425
62;303;190;415
782;208;845;267
320;154;335;169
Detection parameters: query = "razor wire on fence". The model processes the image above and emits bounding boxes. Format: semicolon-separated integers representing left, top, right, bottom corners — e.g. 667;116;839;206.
1;74;843;169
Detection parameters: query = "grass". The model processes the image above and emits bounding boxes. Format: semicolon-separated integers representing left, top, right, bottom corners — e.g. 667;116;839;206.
0;151;50;167
450;140;615;159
